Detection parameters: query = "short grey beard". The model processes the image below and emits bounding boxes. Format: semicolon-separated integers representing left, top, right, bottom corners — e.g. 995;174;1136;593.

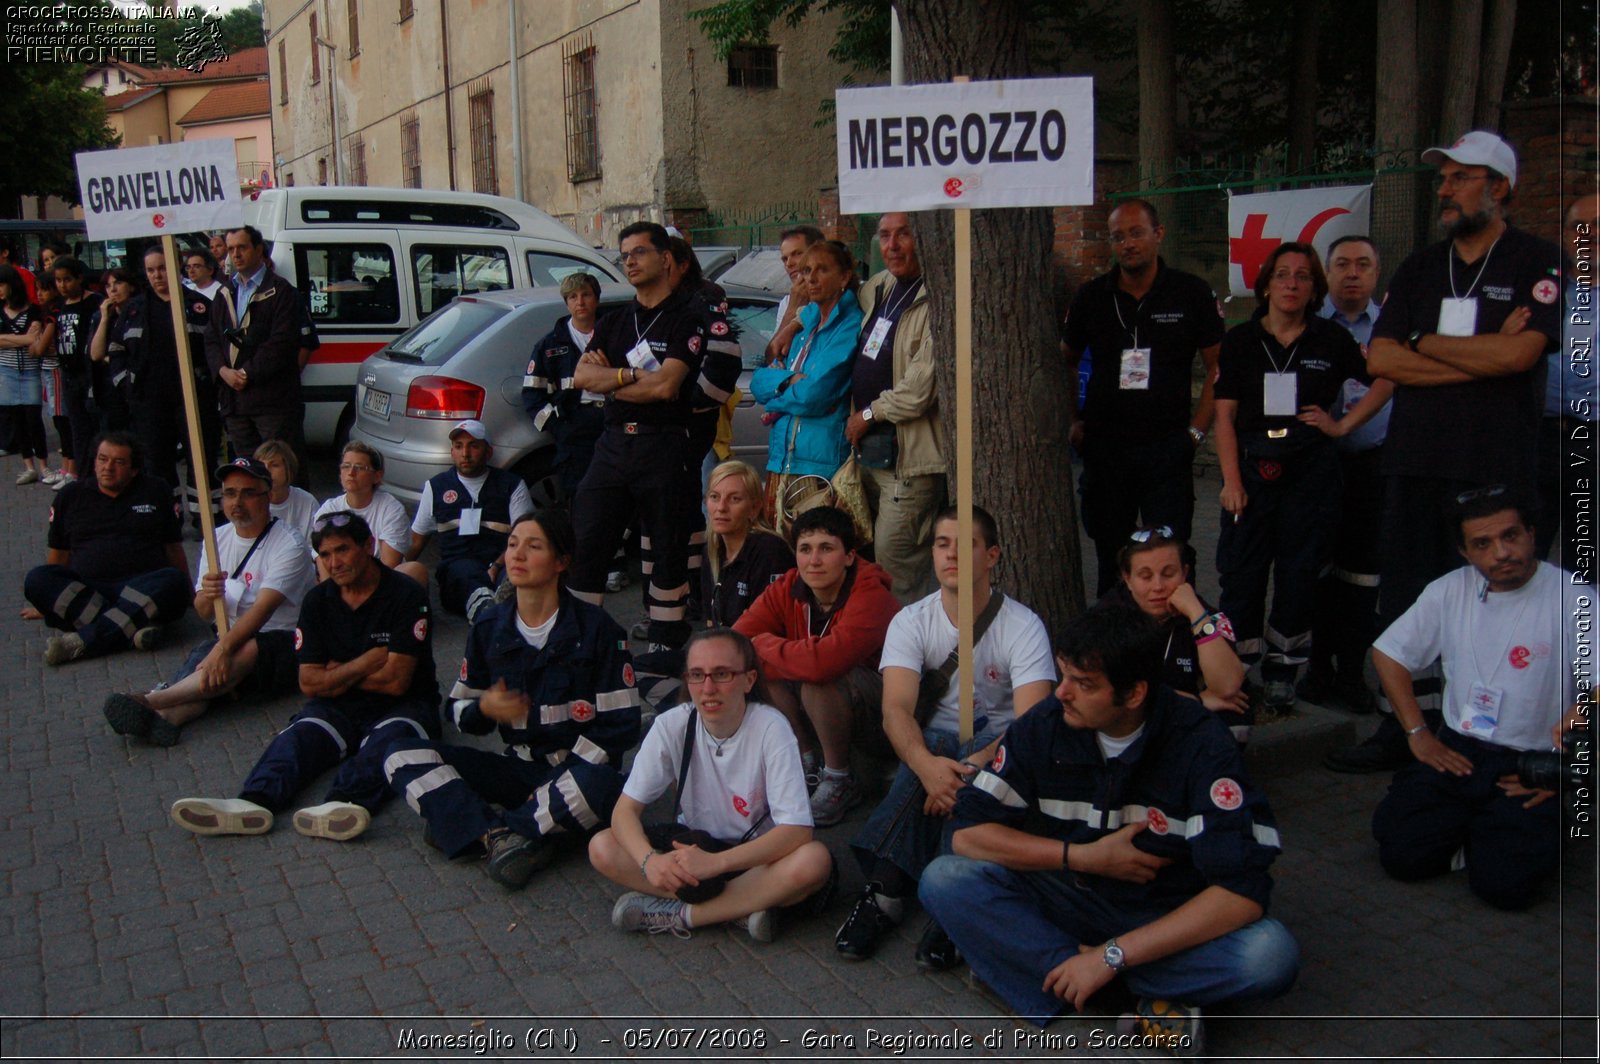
1443;205;1495;239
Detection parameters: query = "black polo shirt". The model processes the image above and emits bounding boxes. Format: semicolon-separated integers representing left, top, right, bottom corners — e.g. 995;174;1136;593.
295;565;438;717
1216;314;1366;439
589;285;707;429
47;473;181;583
1063;259;1224;440
1372;225;1561;483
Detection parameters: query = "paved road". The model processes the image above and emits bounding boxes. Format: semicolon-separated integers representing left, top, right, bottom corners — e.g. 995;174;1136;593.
1;458;1594;1061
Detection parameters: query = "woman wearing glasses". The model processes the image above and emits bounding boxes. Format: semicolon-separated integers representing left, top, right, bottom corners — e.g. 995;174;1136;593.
750;241;862;535
1213;242;1393;714
1111;526;1250;741
590;627;834;942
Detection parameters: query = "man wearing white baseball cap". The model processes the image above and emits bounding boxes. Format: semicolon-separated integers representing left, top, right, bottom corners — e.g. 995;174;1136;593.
1325;130;1563;774
406;419;532;622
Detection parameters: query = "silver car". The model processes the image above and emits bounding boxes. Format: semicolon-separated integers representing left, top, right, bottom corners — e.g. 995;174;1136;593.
351;284;780;505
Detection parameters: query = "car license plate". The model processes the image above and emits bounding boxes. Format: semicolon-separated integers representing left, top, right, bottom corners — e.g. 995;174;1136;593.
362;387;390;419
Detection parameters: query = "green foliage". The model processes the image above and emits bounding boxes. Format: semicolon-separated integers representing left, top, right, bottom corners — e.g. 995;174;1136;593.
691;0;892;75
0;63;120;208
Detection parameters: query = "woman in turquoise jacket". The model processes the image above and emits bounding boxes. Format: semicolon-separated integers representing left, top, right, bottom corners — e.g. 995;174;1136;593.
751;241;862;493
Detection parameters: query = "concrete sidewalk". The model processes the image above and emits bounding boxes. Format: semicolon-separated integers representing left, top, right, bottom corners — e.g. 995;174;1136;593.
0;459;1593;1060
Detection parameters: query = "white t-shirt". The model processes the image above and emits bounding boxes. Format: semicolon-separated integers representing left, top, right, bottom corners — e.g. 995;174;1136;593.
196;518;317;631
624;702;813;841
1373;562;1574;752
410;471;533;536
879;591;1056;736
270;486;319;545
314;490;412;557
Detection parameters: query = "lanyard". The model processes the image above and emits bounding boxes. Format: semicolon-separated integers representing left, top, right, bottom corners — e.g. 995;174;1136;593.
1112;290;1146;349
229;518;277;581
878;277;922;323
1448;236;1501;301
633;306;666;347
1260;336;1302;376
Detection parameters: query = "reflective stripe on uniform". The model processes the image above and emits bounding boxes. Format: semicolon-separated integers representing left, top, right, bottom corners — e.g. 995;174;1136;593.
972;770;1027;809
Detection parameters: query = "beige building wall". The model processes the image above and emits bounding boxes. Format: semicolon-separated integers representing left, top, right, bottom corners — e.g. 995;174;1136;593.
179;115;276;183
115;97;172;148
265;0;852;243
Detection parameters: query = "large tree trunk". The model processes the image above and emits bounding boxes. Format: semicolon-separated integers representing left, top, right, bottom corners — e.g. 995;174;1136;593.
1474;0;1518;129
1414;0;1448;144
1287;0;1323;172
897;0;1086;638
1439;0;1484;142
1377;1;1423;249
1137;0;1178;186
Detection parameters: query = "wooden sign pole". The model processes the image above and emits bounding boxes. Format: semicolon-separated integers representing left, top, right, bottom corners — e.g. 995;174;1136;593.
161;234;228;635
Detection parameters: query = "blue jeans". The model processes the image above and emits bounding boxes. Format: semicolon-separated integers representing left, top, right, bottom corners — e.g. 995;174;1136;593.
850;725;996;883
919;855;1299;1026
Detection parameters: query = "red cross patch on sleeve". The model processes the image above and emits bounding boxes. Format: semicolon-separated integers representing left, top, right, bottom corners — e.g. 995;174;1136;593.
1209;778;1243;811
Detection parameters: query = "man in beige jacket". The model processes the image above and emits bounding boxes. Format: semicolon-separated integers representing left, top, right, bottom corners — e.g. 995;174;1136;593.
844;212;946;604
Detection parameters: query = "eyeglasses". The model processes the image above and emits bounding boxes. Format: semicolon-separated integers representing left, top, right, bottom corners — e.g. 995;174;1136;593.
1454;484;1507;505
1271;270;1315;285
338;462;376;473
312;512;356;532
1432;172;1490;191
683;668;744;686
1129;526;1175;543
221;488;268;501
618;247;659;263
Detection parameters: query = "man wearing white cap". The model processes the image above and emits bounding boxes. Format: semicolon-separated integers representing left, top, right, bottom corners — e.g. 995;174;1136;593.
1326;130;1562;774
406;419;532;622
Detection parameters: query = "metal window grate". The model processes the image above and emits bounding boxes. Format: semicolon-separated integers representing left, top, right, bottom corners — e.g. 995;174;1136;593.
468;77;498;195
728;44;777;88
400;112;421;188
277;40;287;104
562;34;599;182
347;133;366;186
309;13;320;83
399;0;413;22
347;0;360;57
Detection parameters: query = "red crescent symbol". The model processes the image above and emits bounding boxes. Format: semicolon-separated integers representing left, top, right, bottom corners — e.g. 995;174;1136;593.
151;214;166;228
1297;207;1350;244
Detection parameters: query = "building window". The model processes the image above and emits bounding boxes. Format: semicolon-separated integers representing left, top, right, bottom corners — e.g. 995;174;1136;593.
728;44;778;88
399;0;413;21
348;133;366;186
277;41;287;104
310;14;320;84
401;112;421;188
562;35;599;182
468;78;498;195
347;0;360;57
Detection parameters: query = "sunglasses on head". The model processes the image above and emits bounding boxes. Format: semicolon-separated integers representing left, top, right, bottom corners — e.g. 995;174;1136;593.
1454;485;1507;506
1129;526;1175;543
312;512;357;533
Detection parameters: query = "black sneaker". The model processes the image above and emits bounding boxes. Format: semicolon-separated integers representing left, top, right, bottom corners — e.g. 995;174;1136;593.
834;885;896;960
1322;715;1412;774
914;919;962;971
484;826;553;890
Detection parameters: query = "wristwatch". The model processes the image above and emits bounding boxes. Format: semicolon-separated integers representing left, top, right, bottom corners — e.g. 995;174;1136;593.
860;406;875;422
1102;939;1126;971
1192;617;1219;640
1406;329;1425;352
1187;426;1206;447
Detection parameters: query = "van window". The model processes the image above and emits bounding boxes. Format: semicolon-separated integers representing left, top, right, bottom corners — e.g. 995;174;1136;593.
300;199;520;231
413;244;512;316
725;298;779;370
527;250;606;287
295;243;401;325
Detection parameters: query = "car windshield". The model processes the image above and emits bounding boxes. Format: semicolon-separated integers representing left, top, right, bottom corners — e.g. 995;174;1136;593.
716;249;789;291
385;299;507;365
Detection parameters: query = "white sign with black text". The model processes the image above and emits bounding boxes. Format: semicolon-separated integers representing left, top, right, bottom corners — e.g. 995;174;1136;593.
75;139;242;242
836;77;1094;213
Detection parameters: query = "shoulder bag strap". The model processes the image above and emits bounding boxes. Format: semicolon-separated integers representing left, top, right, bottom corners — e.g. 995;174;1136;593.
930;590;1007;685
671;709;697;822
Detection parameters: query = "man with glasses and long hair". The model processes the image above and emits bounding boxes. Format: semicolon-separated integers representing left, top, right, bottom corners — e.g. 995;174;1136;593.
1327;132;1563;773
101;457;315;746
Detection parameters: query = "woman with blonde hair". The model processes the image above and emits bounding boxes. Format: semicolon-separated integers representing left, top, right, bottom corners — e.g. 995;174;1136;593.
700;459;792;629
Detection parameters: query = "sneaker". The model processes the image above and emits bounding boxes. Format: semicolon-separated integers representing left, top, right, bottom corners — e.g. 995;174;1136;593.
834;885;896;960
607;570;631;592
40;470;63;486
51;473;75;492
611;891;690;937
43;633;86;667
484;826;553;889
1322;715;1413;774
292;801;371;841
810;771;862;827
131;626;164;652
1119;998;1204;1058
737;908;776;943
102;693;180;747
16;468;39;485
171;797;274;836
630;619;651;641
914;919;962;971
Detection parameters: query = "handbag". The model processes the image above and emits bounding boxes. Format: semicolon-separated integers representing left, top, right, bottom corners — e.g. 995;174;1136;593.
828;455;875;547
914;590;1007;727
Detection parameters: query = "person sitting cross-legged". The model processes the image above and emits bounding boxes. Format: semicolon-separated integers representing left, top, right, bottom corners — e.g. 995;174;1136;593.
170;511;438;841
384;509;640;890
102;457;315;746
920;602;1299;1051
590;626;835;941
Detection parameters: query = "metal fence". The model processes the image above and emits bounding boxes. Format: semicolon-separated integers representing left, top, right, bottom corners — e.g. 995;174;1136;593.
1111;148;1434;323
687;202;881;277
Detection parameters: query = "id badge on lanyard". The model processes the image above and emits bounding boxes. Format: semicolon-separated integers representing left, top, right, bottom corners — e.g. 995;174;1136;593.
1119;348;1152;390
626;338;661;372
1263;373;1298;416
458;507;482;536
1459;682;1504;741
1438;297;1479;337
861;318;891;361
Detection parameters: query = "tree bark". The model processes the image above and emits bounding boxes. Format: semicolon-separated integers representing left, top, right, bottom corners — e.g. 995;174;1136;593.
1137;0;1178;187
1287;0;1323;172
1439;0;1484;142
1474;0;1517;129
897;0;1087;638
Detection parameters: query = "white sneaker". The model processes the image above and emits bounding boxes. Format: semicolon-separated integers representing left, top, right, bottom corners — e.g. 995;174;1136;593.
737;908;777;943
611;891;690;938
40;470;63;485
50;473;75;492
810;771;863;827
16;468;39;485
292;801;371;841
171;797;274;836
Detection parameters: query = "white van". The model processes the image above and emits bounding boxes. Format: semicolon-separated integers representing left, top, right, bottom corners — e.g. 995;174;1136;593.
240;187;622;447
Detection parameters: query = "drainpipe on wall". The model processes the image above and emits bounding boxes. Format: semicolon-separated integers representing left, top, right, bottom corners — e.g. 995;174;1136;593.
316;36;340;183
508;0;523;201
441;2;457;191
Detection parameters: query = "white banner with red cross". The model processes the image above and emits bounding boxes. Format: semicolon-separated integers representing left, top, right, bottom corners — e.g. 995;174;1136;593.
1226;184;1373;296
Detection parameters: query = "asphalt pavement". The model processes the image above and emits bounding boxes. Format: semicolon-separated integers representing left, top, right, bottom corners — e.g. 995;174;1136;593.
1;457;1594;1061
